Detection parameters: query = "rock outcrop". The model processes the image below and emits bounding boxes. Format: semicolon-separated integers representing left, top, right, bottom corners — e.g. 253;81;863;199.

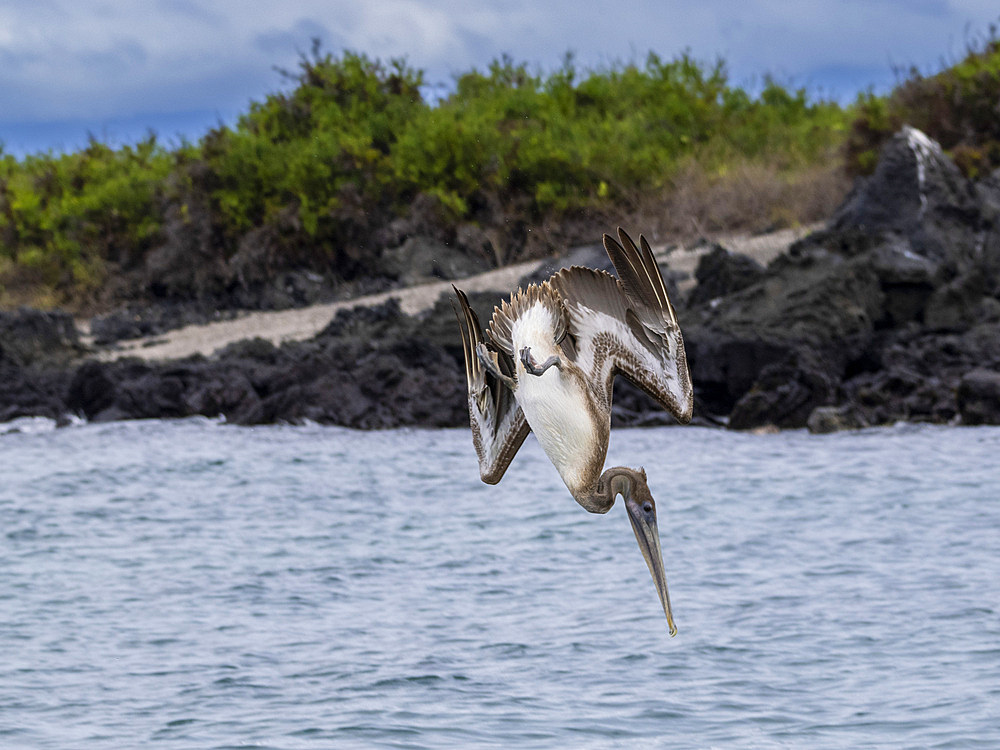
64;298;477;428
682;126;1000;430
0;309;82;422
2;127;1000;430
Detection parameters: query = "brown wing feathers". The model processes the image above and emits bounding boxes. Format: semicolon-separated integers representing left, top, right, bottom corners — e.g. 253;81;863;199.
453;286;490;416
602;227;678;328
550;228;693;424
453;286;531;483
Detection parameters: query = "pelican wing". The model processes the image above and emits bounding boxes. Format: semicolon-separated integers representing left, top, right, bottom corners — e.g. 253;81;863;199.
549;228;693;423
453;287;531;484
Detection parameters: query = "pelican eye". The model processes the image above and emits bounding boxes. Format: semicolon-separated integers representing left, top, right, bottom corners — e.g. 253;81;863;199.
643;502;653;513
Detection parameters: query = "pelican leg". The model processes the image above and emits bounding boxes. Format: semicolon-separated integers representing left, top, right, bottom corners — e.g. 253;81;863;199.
476;342;517;389
519;346;561;376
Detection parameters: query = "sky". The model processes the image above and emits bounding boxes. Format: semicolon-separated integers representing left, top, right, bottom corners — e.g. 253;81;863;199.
1;0;998;158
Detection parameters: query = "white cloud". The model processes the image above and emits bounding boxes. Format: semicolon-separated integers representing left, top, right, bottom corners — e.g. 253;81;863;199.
0;0;996;148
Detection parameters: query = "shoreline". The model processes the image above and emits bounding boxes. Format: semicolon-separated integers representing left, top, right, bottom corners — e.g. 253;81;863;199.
86;224;816;363
4;127;999;433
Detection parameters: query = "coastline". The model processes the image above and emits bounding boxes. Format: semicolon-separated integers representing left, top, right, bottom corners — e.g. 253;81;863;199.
3;129;1000;431
86;226;812;363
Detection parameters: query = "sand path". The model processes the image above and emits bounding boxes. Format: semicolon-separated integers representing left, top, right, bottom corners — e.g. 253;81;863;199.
92;259;543;362
92;224;817;362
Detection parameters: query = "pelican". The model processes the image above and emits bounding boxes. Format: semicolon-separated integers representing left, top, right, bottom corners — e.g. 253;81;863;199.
453;227;693;635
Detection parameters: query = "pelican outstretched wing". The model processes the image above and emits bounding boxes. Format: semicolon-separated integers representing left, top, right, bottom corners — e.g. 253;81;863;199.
549;227;693;423
453;287;531;484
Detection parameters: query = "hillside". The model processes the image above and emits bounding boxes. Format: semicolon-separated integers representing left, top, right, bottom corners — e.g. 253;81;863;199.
1;46;850;315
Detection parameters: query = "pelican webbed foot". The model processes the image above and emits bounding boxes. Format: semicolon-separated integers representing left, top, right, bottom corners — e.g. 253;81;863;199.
475;342;517;389
519;346;561;376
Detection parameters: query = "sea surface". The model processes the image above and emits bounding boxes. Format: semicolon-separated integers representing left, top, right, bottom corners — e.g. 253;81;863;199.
1;418;998;749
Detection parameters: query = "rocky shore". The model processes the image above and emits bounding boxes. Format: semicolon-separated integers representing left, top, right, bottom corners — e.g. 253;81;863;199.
2;127;999;431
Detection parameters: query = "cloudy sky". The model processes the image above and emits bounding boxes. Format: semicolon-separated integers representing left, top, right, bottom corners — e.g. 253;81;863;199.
1;0;997;157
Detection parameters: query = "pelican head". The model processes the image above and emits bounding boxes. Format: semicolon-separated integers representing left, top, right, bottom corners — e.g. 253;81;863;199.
614;469;676;636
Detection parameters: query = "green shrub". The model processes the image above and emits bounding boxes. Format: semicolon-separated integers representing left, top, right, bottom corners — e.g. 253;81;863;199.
0;45;856;307
0;136;174;297
202;47;424;244
847;26;1000;176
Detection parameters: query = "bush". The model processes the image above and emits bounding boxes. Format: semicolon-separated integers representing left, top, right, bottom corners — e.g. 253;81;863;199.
0;44;854;308
847;26;1000;177
0;136;176;300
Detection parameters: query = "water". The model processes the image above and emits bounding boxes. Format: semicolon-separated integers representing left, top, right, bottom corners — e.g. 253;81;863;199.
1;419;998;749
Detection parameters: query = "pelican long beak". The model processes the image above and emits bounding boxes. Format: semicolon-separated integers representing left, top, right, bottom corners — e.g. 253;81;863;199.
625;496;676;636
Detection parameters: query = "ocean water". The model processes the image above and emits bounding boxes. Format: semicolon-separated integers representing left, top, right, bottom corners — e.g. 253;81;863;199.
1;418;998;749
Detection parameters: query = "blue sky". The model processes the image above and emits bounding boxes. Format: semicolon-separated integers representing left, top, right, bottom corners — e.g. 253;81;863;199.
1;0;997;158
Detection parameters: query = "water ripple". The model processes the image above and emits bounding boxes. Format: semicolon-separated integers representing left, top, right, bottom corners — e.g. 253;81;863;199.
1;421;998;748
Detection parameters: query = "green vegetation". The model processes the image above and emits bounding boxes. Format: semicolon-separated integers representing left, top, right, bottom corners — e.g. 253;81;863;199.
0;44;886;310
396;54;848;215
847;25;1000;177
0;137;179;306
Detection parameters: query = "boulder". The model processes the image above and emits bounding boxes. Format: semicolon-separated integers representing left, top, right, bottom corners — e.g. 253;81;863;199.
957;368;1000;425
694;249;882;359
0;309;81;422
806;404;870;434
728;357;838;430
830;126;983;264
379;235;490;285
65;361;119;419
0;308;82;367
864;239;938;326
0;361;68;422
682;244;883;422
683;329;793;418
686;243;766;308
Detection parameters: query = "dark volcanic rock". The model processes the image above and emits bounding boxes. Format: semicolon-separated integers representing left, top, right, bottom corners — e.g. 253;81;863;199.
679;127;1000;429
841;321;1000;425
686;244;766;308
957;368;1000;425
683;246;883;428
0;361;69;422
828;125;986;264
379;235;490;285
694;249;883;358
806;404;870;434
683;331;792;418
728;356;838;430
90;304;241;345
0;308;82;367
923;271;1000;331
52;298;473;429
865;239;939;327
66;361;119;419
798;126;1000;292
0;309;82;422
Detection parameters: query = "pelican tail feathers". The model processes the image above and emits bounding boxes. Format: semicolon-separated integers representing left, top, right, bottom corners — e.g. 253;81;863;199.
487;281;567;356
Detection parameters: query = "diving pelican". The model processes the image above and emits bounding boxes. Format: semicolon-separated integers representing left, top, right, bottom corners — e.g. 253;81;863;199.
453;227;693;635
